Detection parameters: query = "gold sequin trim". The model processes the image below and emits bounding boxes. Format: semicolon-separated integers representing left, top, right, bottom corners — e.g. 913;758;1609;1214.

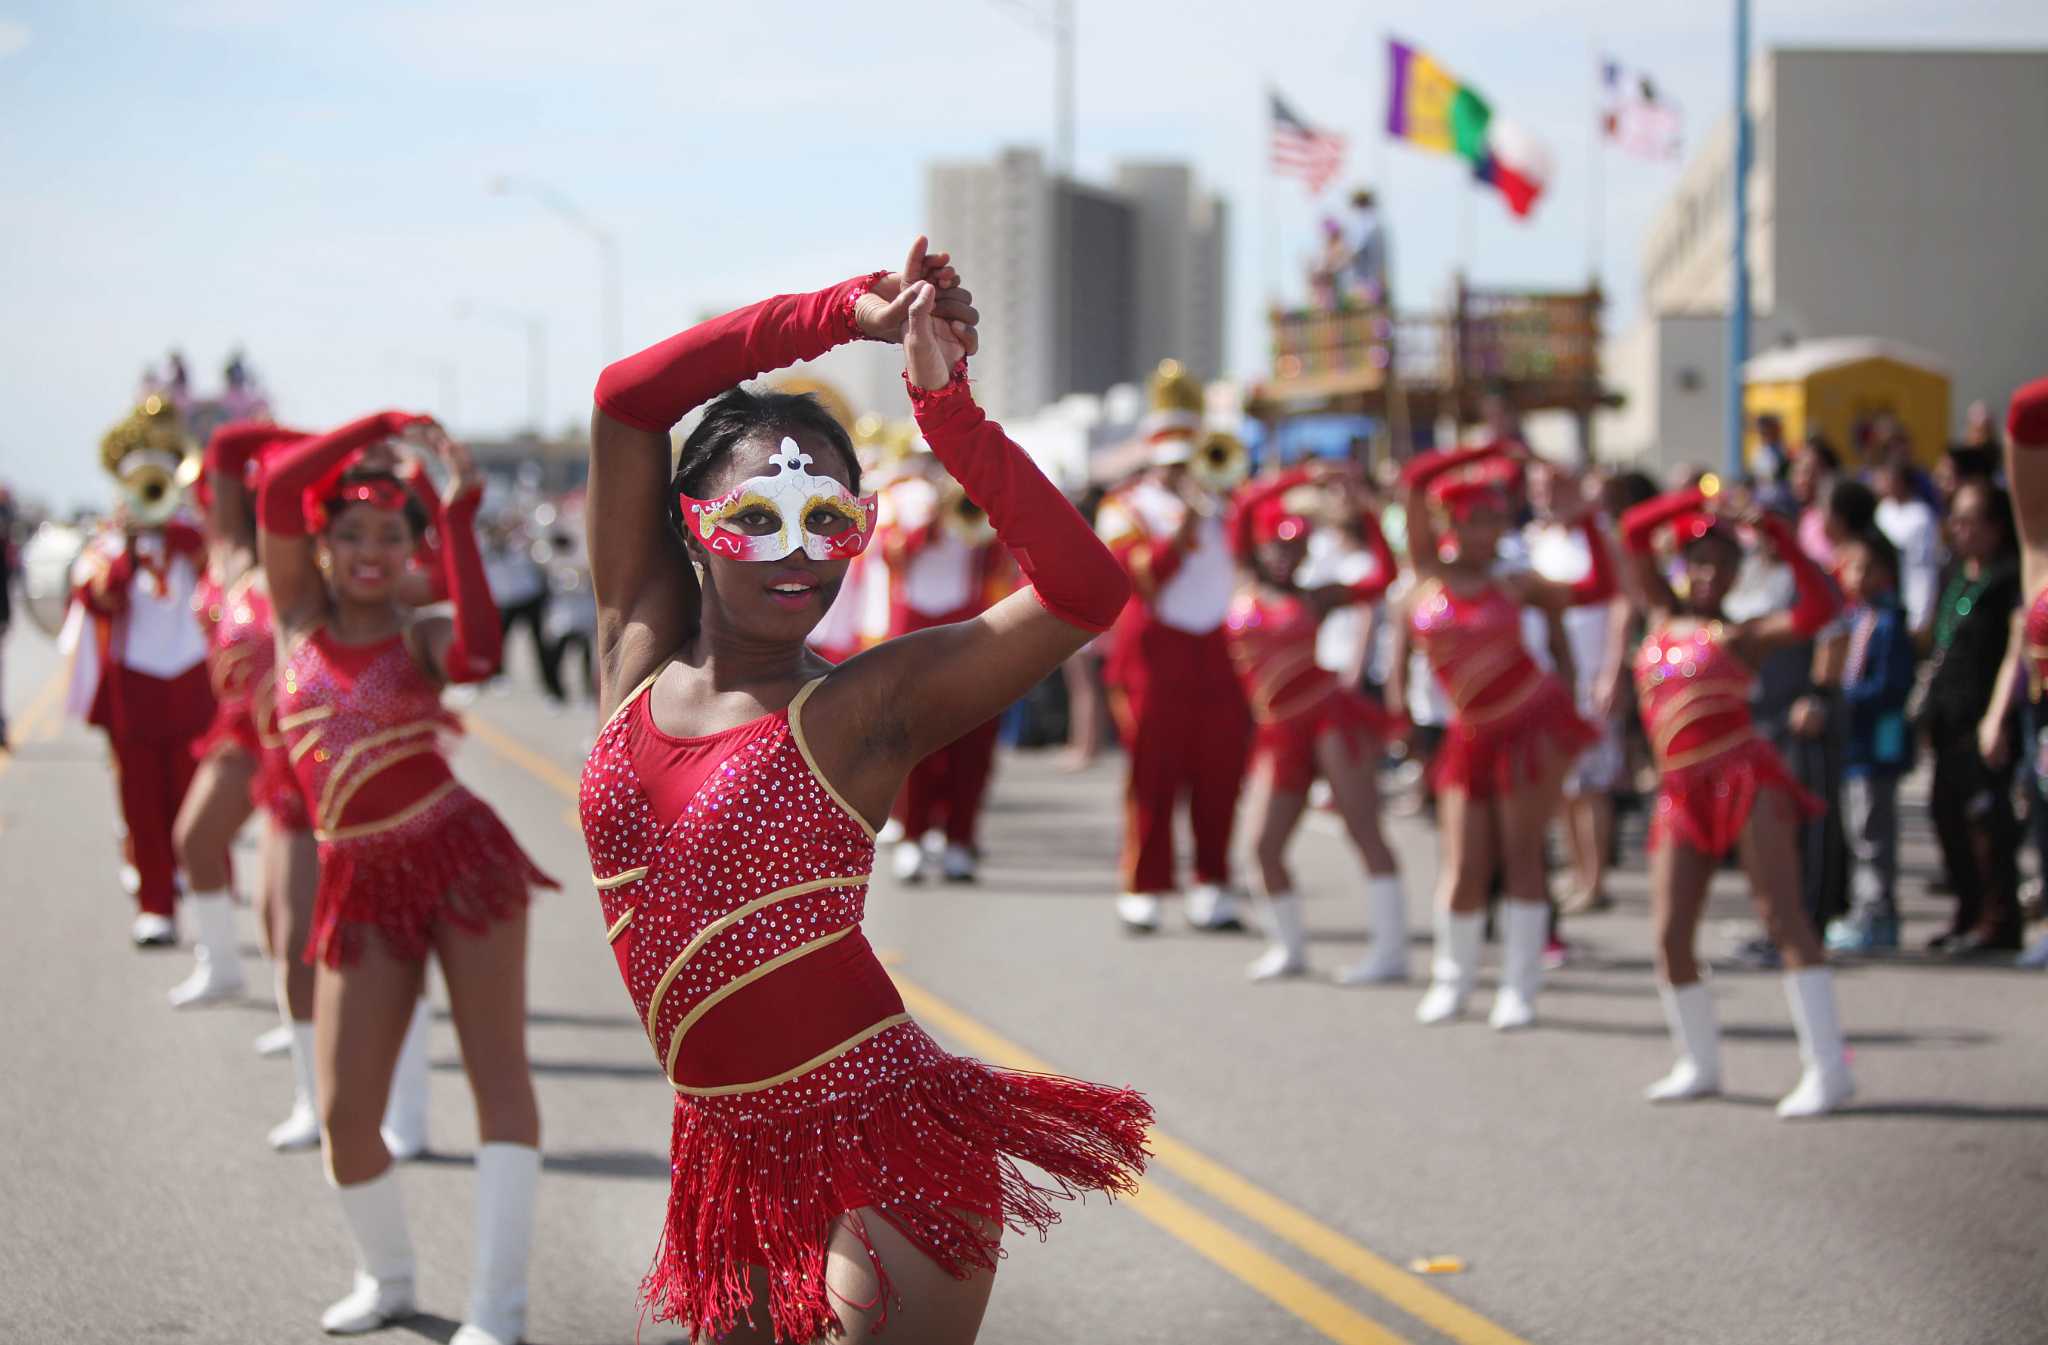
601;660;672;733
279;705;335;731
315;779;459;843
663;924;857;1082
643;873;870;1039
321;740;441;835
673;1013;913;1097
314;718;443;828
288;728;324;765
606;908;635;943
787;678;879;839
593;865;649;890
1657;727;1759;773
1454;673;1542;728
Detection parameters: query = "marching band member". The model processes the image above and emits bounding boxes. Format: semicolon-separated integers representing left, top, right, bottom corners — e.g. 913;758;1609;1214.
1095;361;1252;933
1398;444;1615;1029
70;399;217;947
880;454;1014;882
1225;462;1411;982
1617;480;1854;1115
582;243;1149;1342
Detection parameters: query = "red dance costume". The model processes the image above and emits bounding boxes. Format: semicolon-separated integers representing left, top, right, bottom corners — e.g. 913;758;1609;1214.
261;412;556;966
590;281;1148;1341
2014;380;2048;699
193;571;307;830
73;521;217;916
1224;469;1403;793
879;479;1015;846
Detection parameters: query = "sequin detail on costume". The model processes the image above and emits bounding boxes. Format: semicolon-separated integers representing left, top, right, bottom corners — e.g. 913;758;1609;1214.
579;673;1152;1343
276;629;554;965
1409;578;1596;797
1634;619;1821;855
1227;589;1402;793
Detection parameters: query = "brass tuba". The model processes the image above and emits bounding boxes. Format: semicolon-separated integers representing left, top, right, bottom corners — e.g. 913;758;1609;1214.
1188;429;1250;495
100;396;202;526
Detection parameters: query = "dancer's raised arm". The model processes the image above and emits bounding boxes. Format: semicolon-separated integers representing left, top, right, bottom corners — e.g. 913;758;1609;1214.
257;410;428;631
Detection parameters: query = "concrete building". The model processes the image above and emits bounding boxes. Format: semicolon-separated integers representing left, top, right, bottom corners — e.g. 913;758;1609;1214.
1601;47;2048;478
925;147;1227;420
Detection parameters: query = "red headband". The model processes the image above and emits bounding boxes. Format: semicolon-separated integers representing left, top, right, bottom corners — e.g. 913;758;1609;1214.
1432;478;1509;523
303;451;414;532
2010;375;2048;448
1671;509;1738;548
1246;495;1311;547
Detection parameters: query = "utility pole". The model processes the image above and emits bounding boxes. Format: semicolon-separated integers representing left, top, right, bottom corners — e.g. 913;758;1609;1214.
1727;0;1752;479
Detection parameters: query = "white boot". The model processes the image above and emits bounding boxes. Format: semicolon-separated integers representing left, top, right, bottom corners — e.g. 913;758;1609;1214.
1115;892;1163;932
270;1021;322;1151
381;999;432;1161
255;1022;294;1057
1488;901;1548;1031
451;1143;540;1345
2018;928;2048;970
1776;967;1855;1119
168;890;247;1007
1186;882;1245;931
322;1168;416;1333
1415;909;1481;1024
940;842;978;883
1247;892;1309;981
1335;875;1410;985
1645;981;1722;1102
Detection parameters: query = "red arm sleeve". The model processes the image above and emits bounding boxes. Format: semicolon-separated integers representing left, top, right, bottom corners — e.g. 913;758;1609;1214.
1397;444;1506;495
908;365;1131;633
206;421;290;481
434;490;502;683
1345;510;1400;605
1755;513;1842;637
1619;487;1709;555
1565;516;1617;605
1225;466;1317;558
257;411;427;536
593;275;881;434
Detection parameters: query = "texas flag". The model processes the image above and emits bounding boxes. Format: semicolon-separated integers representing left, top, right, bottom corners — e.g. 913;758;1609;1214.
1385;37;1552;219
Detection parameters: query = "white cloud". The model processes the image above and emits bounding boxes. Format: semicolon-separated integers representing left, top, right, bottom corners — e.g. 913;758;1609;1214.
0;20;31;57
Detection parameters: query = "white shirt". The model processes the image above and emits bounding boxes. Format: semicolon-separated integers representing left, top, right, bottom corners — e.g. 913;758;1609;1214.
1103;479;1233;635
1875;495;1939;631
1525;521;1613;697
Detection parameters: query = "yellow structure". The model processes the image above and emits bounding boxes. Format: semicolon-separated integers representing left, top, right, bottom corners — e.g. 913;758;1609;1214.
1742;338;1950;471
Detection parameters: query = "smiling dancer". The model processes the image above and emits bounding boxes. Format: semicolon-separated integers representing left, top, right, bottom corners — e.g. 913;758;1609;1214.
1618;480;1854;1116
261;414;554;1343
1224;462;1410;982
582;241;1150;1343
1399;444;1615;1029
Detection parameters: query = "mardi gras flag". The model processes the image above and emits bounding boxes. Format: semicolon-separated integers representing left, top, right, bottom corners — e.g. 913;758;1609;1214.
1385;37;1552;218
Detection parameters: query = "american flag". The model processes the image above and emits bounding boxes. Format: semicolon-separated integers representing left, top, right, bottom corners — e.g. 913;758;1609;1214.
1270;93;1347;194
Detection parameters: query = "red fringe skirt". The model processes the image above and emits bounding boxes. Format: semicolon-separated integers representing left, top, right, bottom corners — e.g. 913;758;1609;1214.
307;787;556;967
1253;690;1403;795
650;1021;1151;1343
1650;734;1824;857
1431;675;1598;800
190;698;260;765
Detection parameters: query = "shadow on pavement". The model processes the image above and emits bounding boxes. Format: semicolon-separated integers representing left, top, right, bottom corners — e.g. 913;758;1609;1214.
1533;1016;1994;1048
430;1057;660;1080
541;1148;670;1181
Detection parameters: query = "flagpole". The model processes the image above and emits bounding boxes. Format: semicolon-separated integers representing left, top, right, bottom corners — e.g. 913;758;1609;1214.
1727;0;1752;479
1588;44;1604;283
1262;82;1281;318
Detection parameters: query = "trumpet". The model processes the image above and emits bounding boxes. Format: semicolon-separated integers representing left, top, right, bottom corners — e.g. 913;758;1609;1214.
100;396;202;527
1188;429;1250;495
938;482;996;546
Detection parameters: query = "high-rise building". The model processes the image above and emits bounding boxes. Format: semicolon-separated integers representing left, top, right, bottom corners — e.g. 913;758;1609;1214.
1602;47;2048;476
925;147;1227;420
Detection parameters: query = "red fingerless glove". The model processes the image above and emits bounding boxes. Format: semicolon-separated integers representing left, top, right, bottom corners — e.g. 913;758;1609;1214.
257;411;426;536
1346;511;1400;605
435;490;502;683
594;274;883;434
1565;516;1617;605
908;364;1131;633
1397;445;1506;495
1755;512;1841;637
1619;487;1709;555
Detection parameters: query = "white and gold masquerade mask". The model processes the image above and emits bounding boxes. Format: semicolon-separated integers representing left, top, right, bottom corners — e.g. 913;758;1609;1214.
679;438;877;563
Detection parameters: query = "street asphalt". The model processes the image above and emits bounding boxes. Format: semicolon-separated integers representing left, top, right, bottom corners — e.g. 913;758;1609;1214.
1;625;2042;1345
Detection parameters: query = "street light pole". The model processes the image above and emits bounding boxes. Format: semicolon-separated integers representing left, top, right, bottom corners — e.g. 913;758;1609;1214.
989;0;1076;175
455;301;548;434
489;176;624;360
1727;0;1752;480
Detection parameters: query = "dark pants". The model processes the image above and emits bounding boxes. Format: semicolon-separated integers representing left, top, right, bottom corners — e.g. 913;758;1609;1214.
1927;717;2019;939
1775;720;1847;937
1842;769;1902;924
498;596;564;702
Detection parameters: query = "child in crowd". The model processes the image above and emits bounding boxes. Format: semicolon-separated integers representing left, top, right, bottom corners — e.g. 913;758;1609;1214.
1826;528;1918;953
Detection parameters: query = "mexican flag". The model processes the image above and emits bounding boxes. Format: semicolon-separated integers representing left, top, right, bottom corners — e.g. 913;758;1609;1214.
1385;37;1552;218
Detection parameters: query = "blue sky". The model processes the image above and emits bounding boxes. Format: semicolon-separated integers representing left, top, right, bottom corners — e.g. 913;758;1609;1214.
5;0;2045;509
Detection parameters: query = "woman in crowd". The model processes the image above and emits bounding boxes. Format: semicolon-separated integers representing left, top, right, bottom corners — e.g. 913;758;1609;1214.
1617;480;1854;1117
260;413;553;1344
1223;462;1410;983
1396;445;1614;1030
579;240;1150;1343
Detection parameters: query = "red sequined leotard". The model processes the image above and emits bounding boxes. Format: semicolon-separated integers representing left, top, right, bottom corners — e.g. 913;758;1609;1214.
1226;590;1403;793
191;570;308;829
580;672;1151;1343
276;629;554;965
1634;619;1821;854
1409;578;1596;795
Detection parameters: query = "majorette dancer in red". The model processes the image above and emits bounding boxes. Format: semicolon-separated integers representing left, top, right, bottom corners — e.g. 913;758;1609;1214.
1617;479;1853;1116
1225;463;1411;982
583;241;1150;1342
1399;445;1616;1029
1095;361;1253;933
1992;378;2048;970
69;399;217;948
878;461;1014;883
260;414;555;1342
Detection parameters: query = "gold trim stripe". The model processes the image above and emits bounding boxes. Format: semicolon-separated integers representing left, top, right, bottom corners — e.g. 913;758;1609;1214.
1442;642;1527;712
316;778;460;843
314;718;443;827
663;924;857;1082
601;660;671;734
288;727;324;765
1453;673;1542;729
322;740;441;834
643;873;870;1037
279;704;335;731
1657;727;1760;773
607;908;635;943
593;865;649;890
787;677;879;839
674;1012;912;1097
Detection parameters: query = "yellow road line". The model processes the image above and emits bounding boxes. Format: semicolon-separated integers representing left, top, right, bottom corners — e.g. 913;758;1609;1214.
463;701;1532;1345
0;671;68;778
